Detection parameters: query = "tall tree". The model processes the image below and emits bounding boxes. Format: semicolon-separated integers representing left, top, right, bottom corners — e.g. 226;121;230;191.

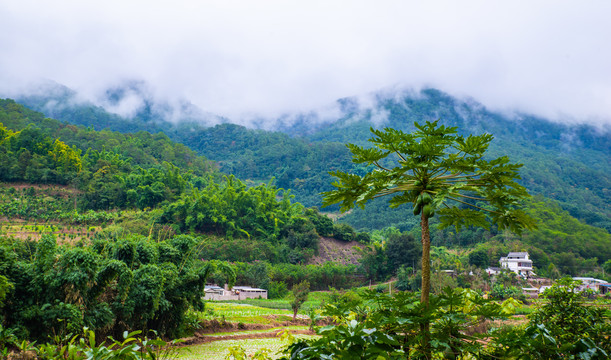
322;120;534;356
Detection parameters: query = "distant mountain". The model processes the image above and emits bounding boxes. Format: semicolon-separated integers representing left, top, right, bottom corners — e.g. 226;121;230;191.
300;88;611;231
12;79;225;133
6;83;610;232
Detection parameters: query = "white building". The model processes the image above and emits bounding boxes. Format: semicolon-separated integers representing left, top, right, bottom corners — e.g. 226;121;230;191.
233;286;268;299
203;285;268;300
572;277;607;292
499;252;533;277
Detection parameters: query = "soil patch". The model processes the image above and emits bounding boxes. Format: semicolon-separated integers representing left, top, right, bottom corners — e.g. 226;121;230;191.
309;237;365;265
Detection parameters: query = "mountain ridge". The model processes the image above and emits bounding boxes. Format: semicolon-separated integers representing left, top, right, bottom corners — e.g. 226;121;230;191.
5;83;610;232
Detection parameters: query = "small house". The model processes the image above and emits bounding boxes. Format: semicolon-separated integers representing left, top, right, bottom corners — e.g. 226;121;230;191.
203;284;268;300
232;286;268;299
572;277;607;292
204;285;225;300
499;252;533;277
485;267;501;276
522;287;539;298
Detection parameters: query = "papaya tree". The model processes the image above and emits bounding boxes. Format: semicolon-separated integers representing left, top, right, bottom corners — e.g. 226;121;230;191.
322;120;535;354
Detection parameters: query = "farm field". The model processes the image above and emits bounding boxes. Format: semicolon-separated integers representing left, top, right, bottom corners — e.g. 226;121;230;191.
181;302;320;359
0;221;100;243
178;336;317;360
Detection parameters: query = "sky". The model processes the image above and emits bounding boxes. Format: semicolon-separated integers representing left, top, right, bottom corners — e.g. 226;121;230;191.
1;0;610;127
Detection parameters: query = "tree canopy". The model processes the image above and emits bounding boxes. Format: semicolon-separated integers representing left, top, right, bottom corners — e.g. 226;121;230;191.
323;120;535;356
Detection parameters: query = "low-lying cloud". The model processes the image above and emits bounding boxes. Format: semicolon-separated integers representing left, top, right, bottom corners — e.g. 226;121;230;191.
1;1;610;128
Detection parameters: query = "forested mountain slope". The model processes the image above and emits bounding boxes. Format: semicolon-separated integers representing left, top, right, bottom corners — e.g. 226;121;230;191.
302;89;610;232
14;86;610;233
0;99;372;267
3;91;611;274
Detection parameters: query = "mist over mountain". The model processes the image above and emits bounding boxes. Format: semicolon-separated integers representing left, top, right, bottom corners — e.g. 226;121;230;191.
5;82;610;232
10;80;226;131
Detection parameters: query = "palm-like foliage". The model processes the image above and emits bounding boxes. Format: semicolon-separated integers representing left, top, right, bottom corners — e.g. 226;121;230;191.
323;120;535;356
323;120;533;233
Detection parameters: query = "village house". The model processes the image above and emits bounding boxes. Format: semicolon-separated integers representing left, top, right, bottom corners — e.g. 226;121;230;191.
203;284;268;300
572;277;608;292
499;252;534;277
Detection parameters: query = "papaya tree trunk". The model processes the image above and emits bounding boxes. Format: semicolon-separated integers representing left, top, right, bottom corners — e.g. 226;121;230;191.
420;211;431;359
421;212;431;305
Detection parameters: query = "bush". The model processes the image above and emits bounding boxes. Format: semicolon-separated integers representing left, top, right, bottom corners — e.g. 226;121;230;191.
489;278;611;358
332;223;355;242
268;281;289;299
395;266;412;291
284;288;520;359
490;283;521;300
0;234;216;340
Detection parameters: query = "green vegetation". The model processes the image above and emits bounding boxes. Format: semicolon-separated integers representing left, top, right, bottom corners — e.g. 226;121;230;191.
181;337;309;360
15;88;610;231
488;278;611;358
220;281;608;359
290;281;310;320
322;120;535;357
0;99;367;357
0;93;609;358
0;234;219;340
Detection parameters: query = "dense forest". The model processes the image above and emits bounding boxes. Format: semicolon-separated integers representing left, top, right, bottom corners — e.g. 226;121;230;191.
1;91;610;346
3;94;609;274
15;86;610;233
0;99;372;340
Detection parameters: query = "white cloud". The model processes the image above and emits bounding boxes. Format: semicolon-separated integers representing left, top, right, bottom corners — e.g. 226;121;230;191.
0;0;610;127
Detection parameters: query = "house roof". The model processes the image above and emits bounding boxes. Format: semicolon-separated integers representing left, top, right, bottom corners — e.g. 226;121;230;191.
205;285;223;290
233;286;267;292
507;252;528;256
573;277;606;283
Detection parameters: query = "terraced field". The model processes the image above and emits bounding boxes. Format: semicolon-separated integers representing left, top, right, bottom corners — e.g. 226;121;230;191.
179;302;321;359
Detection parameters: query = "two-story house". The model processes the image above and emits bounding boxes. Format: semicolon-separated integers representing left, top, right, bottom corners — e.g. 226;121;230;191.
499;252;533;277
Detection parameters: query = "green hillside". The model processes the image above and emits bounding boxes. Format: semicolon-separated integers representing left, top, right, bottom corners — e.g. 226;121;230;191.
0;97;365;278
8;89;610;272
17;87;609;232
1;97;610;348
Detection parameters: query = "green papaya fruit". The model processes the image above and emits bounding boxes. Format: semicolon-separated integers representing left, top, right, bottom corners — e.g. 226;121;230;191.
421;192;432;204
422;204;435;218
413;203;423;216
415;194;424;206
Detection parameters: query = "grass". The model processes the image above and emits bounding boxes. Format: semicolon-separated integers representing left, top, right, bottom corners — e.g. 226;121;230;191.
198;302;293;324
203;302;291;317
185;302;320;359
215;291;333;313
218;298;291;310
199;293;335;325
0;222;95;243
203;326;308;337
177;335;317;360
